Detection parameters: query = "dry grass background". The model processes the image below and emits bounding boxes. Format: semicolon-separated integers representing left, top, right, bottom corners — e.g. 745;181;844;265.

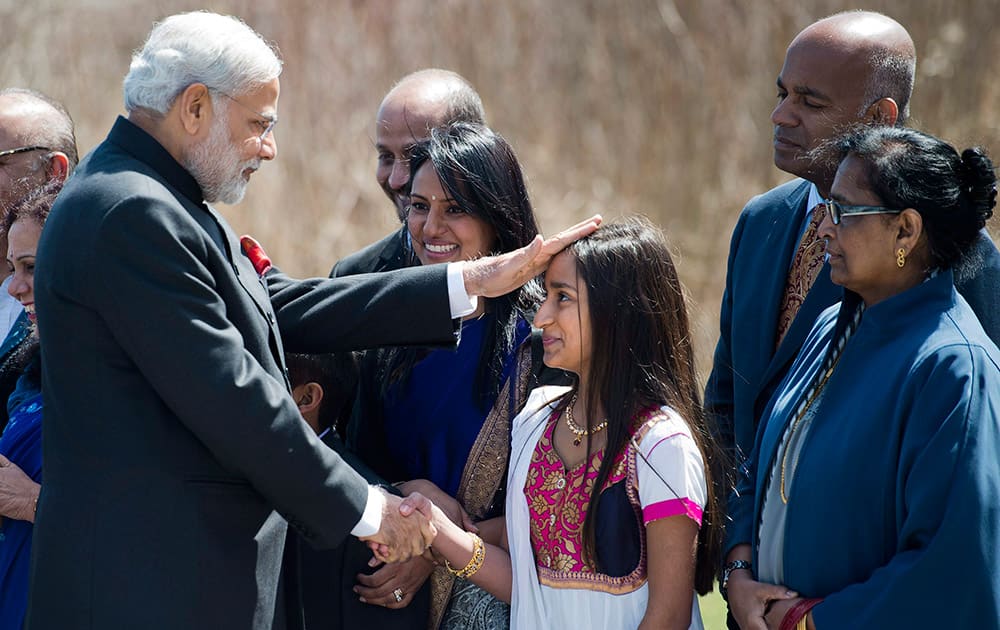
2;0;998;377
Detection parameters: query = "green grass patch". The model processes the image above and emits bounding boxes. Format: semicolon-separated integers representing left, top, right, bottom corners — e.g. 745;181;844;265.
698;586;727;629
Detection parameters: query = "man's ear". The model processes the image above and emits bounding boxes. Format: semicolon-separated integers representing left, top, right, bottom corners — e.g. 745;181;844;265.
866;97;899;127
176;83;214;136
45;152;70;183
292;382;324;416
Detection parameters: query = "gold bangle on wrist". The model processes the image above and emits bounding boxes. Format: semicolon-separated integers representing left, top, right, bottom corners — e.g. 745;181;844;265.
796;615;808;630
445;532;485;579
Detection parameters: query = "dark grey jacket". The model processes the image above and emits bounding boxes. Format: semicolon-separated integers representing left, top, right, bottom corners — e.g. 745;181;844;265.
28;117;457;630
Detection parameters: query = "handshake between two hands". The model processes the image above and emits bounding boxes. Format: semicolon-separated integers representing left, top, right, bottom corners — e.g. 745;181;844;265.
359;490;436;564
358;482;473;564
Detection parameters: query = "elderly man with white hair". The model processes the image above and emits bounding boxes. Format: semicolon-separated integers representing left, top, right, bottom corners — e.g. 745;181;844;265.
26;11;597;630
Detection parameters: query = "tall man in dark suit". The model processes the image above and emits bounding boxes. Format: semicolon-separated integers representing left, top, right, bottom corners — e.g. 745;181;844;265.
27;12;597;630
331;69;486;277
710;11;1000;621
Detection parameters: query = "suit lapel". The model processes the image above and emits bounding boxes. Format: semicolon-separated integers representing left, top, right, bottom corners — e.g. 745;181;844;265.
756;182;812;359
201;205;290;386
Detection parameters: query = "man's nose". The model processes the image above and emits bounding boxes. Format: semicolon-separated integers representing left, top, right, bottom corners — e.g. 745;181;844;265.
388;160;409;191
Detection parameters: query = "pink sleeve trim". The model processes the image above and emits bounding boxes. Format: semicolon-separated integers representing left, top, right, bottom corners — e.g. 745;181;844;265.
643;497;703;527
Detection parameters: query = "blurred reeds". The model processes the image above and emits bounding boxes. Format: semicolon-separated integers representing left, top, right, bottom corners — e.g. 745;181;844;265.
4;0;997;376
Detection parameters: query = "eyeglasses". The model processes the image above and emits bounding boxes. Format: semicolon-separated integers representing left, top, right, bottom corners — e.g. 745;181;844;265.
0;146;51;160
217;92;277;143
824;199;902;225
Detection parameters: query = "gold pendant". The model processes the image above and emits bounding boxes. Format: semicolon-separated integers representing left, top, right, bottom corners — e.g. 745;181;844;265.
573;436;582;446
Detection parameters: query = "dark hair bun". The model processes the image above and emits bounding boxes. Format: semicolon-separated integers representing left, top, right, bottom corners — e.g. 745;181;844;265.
960;147;997;224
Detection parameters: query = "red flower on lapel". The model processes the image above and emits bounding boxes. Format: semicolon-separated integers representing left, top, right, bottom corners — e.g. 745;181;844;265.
240;235;273;277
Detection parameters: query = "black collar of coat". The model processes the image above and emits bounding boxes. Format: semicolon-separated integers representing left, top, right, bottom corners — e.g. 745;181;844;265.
107;116;205;206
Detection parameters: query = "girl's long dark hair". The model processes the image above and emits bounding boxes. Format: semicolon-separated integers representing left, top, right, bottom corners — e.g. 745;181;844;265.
377;123;539;406
569;216;724;595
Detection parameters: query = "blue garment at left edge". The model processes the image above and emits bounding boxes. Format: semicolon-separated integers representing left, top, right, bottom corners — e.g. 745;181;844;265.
0;363;43;630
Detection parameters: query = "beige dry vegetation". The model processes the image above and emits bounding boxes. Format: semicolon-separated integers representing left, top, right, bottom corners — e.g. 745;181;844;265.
3;0;998;376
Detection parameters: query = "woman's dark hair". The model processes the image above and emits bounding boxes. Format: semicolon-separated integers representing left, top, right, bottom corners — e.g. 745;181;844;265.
377;123;539;406
565;216;724;596
833;126;997;278
1;180;59;236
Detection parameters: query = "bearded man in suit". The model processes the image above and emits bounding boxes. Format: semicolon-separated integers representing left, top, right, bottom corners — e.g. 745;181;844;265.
27;12;596;630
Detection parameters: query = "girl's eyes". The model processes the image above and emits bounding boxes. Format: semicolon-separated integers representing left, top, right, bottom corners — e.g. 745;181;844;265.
541;290;572;302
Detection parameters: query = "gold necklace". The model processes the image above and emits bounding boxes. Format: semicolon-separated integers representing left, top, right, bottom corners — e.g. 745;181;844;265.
564;393;608;446
779;353;842;503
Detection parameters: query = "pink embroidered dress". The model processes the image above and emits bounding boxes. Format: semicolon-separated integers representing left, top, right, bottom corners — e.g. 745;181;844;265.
507;386;706;630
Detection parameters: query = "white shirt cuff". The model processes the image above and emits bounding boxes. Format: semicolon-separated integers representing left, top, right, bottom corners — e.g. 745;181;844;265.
350;485;386;537
446;262;477;318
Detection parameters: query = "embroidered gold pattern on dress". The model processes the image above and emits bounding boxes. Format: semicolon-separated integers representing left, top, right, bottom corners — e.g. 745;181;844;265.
525;408;667;595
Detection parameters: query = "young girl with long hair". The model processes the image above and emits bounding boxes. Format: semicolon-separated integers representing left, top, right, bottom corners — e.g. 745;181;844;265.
410;217;724;629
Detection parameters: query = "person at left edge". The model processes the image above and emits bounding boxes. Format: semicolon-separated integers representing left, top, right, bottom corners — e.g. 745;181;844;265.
0;89;78;433
26;11;600;630
0;185;59;630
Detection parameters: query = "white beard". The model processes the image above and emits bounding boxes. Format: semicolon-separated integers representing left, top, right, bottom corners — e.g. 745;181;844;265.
183;111;260;205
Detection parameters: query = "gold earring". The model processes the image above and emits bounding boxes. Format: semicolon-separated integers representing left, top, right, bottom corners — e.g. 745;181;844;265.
896;248;906;268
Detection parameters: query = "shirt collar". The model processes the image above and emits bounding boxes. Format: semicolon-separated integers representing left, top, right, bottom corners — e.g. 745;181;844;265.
806;183;823;216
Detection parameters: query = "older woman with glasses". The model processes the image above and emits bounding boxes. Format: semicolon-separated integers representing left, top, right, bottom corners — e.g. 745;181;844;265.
723;125;1000;630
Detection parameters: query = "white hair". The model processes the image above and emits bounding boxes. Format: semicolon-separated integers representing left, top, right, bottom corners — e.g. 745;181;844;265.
123;11;282;115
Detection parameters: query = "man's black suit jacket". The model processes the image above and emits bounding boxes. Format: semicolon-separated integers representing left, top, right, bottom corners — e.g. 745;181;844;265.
28;117;457;630
330;227;411;278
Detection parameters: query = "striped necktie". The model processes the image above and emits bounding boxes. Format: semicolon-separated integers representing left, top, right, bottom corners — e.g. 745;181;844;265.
775;203;826;348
